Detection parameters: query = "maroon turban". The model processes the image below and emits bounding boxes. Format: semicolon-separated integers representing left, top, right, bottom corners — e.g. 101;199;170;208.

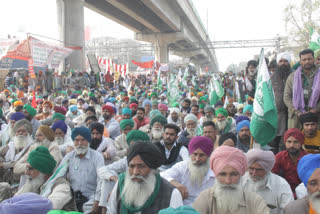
284;128;304;144
53;106;67;115
102;105;114;115
189;136;213;157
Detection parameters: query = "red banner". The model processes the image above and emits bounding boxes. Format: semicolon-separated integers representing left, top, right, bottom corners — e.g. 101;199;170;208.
131;60;153;68
28;58;36;78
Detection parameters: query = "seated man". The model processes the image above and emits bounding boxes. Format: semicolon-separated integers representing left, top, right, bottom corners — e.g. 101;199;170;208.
133;107;150;130
52;120;74;155
59;127;104;214
14;125;62;177
107;141;183;213
0;119;34;184
97;130;150;212
89;122;116;165
272;128;308;197
15;146;74;211
300;113;320;153
1;112;25;145
242;149;293;213
161;136;215;205
213;108;236;135
193;146;269;214
177;114;200;148
154;124;189;171
114;119;134;159
167;108;182;128
202;121;219;150
218;132;237;147
148;114;167;143
284;154;320;213
236;120;251;152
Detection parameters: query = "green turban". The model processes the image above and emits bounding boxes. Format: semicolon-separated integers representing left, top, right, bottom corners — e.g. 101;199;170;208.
120;119;134;130
52;113;66;121
126;130;150;145
215;108;228;117
149;92;158;99
199;104;205;109
199;96;207;102
150;114;167;127
88;92;95;97
152;100;159;106
243;104;253;113
129;96;137;102
171;102;180;108
28;146;56;175
150;110;161;118
159;206;201;214
48;211;82;214
23;104;37;117
11;99;18;104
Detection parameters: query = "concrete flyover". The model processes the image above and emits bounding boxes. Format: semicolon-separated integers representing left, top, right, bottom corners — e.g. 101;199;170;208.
57;0;219;71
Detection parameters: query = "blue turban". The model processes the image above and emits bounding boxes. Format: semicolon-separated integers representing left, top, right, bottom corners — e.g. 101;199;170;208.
0;193;52;214
122;108;132;116
52;120;68;134
236;120;250;134
109;97;115;103
71;127;91;143
235;116;250;125
243;104;253;113
69;105;77;112
298;154;320;186
143;99;152;107
159;206;201;214
10;112;25;121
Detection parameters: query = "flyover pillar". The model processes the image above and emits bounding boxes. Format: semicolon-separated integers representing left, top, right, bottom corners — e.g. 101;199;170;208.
154;42;169;63
56;0;85;72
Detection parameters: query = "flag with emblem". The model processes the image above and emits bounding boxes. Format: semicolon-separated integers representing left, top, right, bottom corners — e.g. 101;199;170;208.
250;49;278;146
309;27;320;51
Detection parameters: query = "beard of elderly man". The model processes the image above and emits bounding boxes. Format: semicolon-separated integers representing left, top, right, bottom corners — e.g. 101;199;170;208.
193;146;269;214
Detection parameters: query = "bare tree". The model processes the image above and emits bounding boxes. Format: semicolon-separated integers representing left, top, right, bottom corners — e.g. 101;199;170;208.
284;0;320;49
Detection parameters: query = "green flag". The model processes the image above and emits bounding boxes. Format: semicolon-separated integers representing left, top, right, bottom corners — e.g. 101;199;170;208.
192;75;199;90
309;27;320;51
209;77;224;106
250;49;278;146
157;70;162;92
167;74;179;106
180;67;189;88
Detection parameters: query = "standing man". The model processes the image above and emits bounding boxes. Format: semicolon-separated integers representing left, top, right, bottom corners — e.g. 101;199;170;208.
193;146;269;213
269;52;292;153
284;49;320;129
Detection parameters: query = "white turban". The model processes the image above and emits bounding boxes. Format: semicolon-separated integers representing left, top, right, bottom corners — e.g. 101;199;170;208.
277;52;291;64
184;114;197;123
170;108;180;115
246;149;275;172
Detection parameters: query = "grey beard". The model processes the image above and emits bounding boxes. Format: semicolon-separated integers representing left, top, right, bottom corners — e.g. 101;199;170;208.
55;136;65;145
151;128;163;140
248;173;268;191
35;139;51;148
187;128;196;136
309;192;320;213
205;115;214;121
75;145;88;155
16;174;46;196
13;135;32;150
188;159;210;186
213;180;243;213
121;169;157;207
217;120;228;132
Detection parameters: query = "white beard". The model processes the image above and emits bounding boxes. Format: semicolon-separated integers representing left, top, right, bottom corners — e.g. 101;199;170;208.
216;120;228;132
35;139;51;148
55;136;65;145
248;174;268;191
188;159;210;186
309;192;320;213
42;109;50;114
187;128;196;136
16;173;46;195
151;127;163;140
13;134;32;150
213;180;243;214
75;145;88;155
121;169;157;207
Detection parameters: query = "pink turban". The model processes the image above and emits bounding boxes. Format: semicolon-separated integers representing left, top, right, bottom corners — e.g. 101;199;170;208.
246;149;275;172
158;103;168;111
210;146;247;176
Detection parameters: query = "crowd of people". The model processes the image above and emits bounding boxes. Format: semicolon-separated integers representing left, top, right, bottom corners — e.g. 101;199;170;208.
0;48;319;214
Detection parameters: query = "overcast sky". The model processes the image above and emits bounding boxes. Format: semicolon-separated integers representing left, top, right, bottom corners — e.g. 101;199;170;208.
0;0;294;71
